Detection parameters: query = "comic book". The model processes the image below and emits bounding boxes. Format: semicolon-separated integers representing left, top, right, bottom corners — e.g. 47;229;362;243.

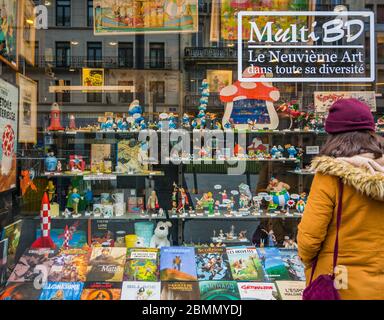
39;282;84;300
195;247;232;281
160;247;197;281
256;247;291;281
124;248;159;281
275;281;305;300
226;246;265;281
121;281;161;300
161;282;200;300
35;220;87;248
7;248;57;282
89;219;116;247
237;282;279;300
0;282;42;300
48;248;90;282
1;219;22;271
279;249;306;281
80;282;122;300
0;239;8;285
199;281;240;300
86;247;126;282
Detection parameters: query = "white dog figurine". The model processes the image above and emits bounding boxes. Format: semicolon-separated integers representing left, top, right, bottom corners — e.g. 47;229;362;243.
150;221;172;248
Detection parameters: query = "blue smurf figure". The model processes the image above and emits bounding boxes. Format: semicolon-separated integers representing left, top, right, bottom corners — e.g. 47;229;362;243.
287;145;298;159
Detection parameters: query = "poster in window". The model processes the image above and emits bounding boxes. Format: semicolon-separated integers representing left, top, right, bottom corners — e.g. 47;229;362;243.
207;70;232;93
0;0;18;69
93;0;198;35
82;68;104;87
314;91;377;112
17;73;37;144
219;0;312;41
0;78;18;193
18;0;36;66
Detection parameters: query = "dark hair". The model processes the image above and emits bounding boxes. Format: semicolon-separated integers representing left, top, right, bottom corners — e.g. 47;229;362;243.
320;130;384;159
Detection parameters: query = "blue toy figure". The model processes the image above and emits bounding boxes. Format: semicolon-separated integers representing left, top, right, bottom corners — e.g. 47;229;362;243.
45;151;58;172
287;145;298;159
182;113;190;128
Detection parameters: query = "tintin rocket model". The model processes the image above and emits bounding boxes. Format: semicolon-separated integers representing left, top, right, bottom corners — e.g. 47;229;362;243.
31;192;56;249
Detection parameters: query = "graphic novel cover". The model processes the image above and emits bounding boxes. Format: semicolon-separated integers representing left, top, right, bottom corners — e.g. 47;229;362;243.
195;247;232;281
0;238;8;285
121;281;161;300
81;282;122;300
279;249;305;281
0;282;42;300
257;247;291;281
226;246;264;281
237;282;279;300
124;248;159;281
275;281;306;300
1;219;22;271
39;282;84;300
89;219;116;247
160;247;197;281
35;220;87;248
86;247;126;282
199;281;240;300
161;281;200;300
48;248;90;282
8;248;57;282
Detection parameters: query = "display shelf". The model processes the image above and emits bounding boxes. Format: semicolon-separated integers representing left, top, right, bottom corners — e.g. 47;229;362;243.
287;170;315;176
166;157;300;163
30;213;168;220
168;212;303;220
39;171;164;179
210;237;251;245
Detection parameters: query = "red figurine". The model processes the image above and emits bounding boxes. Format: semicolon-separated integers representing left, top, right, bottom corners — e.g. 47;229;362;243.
47;103;64;131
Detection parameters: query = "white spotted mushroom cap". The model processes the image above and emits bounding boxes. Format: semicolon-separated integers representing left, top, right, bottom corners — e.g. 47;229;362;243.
220;66;280;103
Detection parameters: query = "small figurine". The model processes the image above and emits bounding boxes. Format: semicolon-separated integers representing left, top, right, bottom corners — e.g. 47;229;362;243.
283;236;298;249
47;103;64;131
69;155;85;172
57;160;62;172
238;230;247;241
377;116;384;131
84;187;94;213
177;187;189;214
266;177;291;212
69;187;81;215
270;146;281;159
182;113;190;128
147;190;159;212
238;183;252;210
296;199;306;214
68;114;76;130
172;182;178;210
286;145;298;159
220;190;228;203
45;151;58;172
46;180;56;202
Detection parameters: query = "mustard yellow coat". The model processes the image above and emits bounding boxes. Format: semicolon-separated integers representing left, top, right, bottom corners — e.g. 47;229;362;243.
298;156;384;300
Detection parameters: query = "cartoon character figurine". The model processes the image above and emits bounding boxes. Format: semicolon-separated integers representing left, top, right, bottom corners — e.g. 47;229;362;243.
286;145;298;159
266;177;291;212
177;187;189;214
147;190;159;212
69;187;82;215
45;151;58;172
46;180;56;202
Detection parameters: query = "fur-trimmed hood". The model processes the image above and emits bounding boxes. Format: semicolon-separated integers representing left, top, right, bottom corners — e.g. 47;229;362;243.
311;156;384;202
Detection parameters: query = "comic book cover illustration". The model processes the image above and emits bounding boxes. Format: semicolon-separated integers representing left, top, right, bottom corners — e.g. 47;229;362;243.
226;246;264;281
160;281;200;300
195;247;232;281
199;281;240;300
121;281;161;300
39;282;84;300
0;282;42;300
81;282;122;300
160;246;197;281
124;248;159;281
257;247;291;281
279;249;305;281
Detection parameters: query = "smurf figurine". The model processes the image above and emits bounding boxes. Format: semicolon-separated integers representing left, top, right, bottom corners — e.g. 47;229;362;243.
168;113;177;130
270;145;283;159
286;145;298;159
182;113;190;129
117;115;130;131
101;114;114;131
128;100;144;128
45;150;58;172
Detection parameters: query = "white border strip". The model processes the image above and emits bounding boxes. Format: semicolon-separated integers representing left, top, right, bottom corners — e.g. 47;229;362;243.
237;11;375;83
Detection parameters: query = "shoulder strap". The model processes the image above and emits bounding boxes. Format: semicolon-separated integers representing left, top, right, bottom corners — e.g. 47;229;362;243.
308;178;344;284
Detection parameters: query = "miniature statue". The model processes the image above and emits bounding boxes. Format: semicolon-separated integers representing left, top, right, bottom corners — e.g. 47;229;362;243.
84;187;94;213
283;236;298;249
57;160;62;172
46;180;56;202
69;114;76;130
147;190;159;212
220;190;228;203
286;145;298;159
266;177;291;212
238;230;247;241
296;198;306;214
172;182;178;210
69;155;85;172
261;229;277;247
47;103;64;131
45;151;58;172
177;187;189;214
218;229;224;239
238;183;252;210
182;113;190;129
69;187;81;215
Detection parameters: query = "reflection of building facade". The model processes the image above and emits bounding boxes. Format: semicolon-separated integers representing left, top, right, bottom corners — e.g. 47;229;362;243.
27;0;183;127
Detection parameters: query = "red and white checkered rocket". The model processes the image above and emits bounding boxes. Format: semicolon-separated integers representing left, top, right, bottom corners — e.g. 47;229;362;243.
62;225;70;249
31;192;56;249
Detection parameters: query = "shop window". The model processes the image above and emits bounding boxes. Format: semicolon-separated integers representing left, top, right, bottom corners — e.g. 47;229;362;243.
150;81;165;104
55;42;71;67
118;81;134;103
149;43;165;69
87;42;102;68
55;80;71;103
56;0;71;27
118;42;134;68
87;0;94;27
378;5;384;24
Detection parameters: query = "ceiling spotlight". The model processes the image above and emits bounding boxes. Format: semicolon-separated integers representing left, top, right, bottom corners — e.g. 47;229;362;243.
71;41;79;46
109;41;117;46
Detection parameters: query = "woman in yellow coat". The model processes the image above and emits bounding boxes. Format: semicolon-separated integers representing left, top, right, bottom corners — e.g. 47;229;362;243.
297;99;384;300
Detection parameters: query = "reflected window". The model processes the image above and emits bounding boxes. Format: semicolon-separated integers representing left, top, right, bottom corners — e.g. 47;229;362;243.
56;0;71;27
149;43;165;69
87;42;102;68
87;0;94;27
150;81;165;104
55;42;71;67
55;80;71;103
118;43;134;68
378;5;384;24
